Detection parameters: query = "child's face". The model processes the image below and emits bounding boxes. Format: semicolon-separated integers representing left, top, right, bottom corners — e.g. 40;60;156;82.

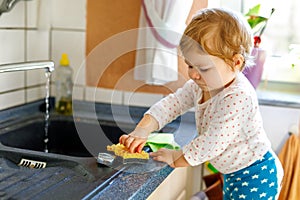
184;46;237;91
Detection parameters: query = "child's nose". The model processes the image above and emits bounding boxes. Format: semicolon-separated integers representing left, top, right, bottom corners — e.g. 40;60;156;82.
190;70;201;80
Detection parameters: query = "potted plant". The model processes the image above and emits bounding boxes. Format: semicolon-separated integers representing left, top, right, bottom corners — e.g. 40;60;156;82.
243;4;275;88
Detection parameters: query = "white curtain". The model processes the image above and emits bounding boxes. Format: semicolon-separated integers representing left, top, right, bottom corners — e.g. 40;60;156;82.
134;0;193;85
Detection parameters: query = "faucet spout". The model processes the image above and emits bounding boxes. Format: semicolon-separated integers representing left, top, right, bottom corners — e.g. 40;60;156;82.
0;61;55;73
0;0;32;16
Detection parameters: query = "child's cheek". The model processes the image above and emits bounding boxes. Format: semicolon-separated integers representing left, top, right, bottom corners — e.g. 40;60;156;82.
205;73;224;89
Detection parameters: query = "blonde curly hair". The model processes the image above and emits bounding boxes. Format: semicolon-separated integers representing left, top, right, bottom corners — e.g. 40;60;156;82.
180;8;253;71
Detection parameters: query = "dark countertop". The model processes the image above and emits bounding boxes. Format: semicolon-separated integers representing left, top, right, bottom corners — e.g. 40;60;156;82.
0;99;197;200
88;166;174;200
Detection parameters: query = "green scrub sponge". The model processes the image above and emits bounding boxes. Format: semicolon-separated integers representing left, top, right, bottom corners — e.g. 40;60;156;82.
145;133;180;152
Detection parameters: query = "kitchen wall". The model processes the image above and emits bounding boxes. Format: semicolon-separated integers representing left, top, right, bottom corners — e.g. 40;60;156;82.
0;0;164;110
0;0;299;153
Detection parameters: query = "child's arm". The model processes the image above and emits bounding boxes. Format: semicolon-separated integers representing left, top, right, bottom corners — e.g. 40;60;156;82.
150;149;190;168
120;80;197;153
119;114;159;153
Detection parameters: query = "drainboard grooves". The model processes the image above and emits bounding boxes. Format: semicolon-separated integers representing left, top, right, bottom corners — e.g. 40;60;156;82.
7;168;67;199
3;168;58;199
0;157;111;199
28;169;75;200
13;167;87;200
0;171;19;186
0;169;43;191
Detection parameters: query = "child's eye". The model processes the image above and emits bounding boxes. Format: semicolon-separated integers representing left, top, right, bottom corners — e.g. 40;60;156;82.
199;68;209;72
188;64;210;72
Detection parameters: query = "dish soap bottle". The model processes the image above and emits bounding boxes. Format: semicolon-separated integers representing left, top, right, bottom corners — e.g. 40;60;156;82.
55;53;73;115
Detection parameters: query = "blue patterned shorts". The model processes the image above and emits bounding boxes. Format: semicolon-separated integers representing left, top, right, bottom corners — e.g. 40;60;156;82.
223;151;283;200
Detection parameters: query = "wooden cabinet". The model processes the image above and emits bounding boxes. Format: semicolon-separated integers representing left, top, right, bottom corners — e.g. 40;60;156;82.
147;165;203;200
86;0;207;95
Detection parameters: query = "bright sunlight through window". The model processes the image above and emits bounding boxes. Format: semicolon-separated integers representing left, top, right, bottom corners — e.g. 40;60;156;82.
209;0;300;86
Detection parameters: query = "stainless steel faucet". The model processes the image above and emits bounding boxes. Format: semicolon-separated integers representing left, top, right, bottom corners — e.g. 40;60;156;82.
0;0;32;16
0;61;55;73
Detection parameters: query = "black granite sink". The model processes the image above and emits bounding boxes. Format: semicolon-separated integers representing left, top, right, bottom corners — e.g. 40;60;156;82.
0;114;135;199
0;114;134;157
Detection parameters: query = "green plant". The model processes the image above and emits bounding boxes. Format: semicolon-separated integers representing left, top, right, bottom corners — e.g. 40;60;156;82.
245;4;275;47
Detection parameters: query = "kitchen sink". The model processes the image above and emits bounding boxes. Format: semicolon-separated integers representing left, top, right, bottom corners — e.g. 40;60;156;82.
0;114;135;199
0;114;134;157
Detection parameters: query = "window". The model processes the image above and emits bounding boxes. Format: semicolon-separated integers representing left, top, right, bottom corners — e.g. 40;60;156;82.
209;0;300;89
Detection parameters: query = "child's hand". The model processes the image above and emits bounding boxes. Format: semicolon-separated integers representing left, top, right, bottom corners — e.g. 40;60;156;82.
150;148;176;167
119;114;158;153
119;127;149;153
150;149;190;168
150;148;177;168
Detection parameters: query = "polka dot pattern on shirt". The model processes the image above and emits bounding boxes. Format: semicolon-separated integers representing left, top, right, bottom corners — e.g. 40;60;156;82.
146;74;271;174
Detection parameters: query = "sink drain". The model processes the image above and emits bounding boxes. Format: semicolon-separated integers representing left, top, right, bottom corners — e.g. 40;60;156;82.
18;158;47;169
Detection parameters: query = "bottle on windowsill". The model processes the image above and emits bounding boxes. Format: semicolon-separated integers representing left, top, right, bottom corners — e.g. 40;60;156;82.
55;53;73;115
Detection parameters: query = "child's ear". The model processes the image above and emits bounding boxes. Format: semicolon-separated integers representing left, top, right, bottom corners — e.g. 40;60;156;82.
232;54;244;70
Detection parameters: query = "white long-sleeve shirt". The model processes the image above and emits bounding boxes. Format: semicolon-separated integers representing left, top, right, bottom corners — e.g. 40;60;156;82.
146;73;271;174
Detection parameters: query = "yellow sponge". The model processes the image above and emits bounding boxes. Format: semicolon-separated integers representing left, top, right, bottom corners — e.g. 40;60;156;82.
107;143;149;160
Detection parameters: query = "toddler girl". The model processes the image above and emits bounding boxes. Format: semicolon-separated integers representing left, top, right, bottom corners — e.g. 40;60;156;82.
120;8;283;199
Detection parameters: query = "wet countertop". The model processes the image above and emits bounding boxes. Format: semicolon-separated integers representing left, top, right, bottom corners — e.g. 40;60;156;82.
88;165;174;200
